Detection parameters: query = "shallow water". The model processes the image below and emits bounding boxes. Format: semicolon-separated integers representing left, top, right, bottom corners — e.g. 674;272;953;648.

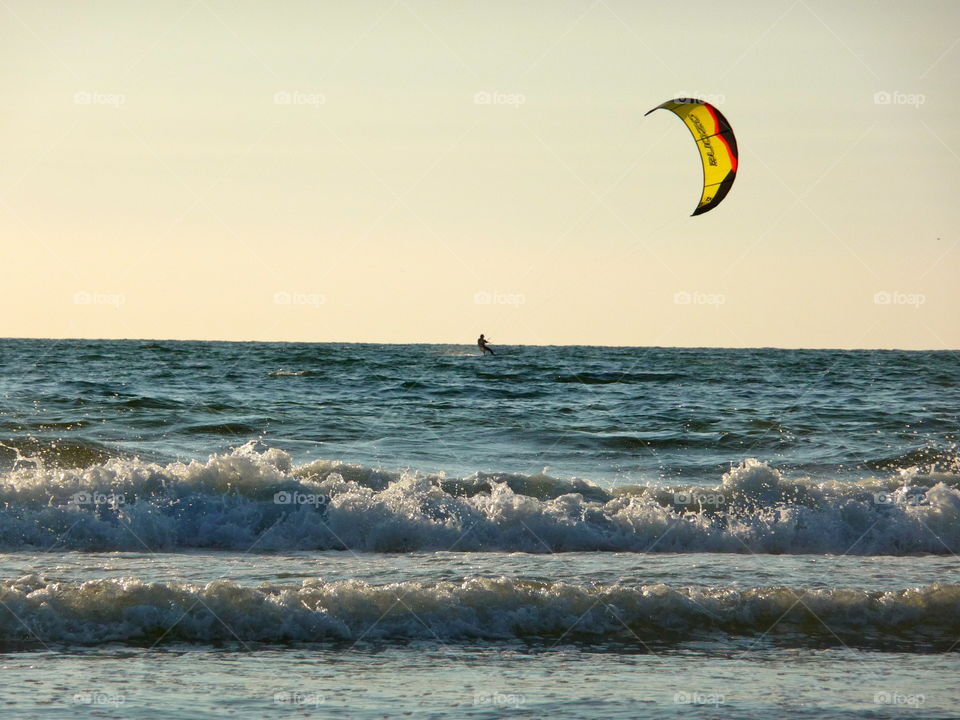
1;646;955;719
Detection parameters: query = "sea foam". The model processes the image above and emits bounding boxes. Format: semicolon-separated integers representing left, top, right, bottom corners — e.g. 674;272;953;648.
1;442;958;554
2;574;958;647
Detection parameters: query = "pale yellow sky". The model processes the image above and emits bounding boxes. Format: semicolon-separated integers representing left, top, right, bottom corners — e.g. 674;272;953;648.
1;0;957;348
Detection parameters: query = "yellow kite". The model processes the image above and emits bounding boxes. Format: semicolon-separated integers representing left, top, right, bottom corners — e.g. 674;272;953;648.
646;98;739;216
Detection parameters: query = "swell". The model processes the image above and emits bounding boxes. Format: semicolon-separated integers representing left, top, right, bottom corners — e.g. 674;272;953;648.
553;371;686;384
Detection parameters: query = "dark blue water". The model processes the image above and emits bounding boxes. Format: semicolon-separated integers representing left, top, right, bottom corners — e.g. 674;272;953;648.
1;339;956;485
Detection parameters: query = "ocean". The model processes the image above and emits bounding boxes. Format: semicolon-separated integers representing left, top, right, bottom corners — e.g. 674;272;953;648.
0;339;958;718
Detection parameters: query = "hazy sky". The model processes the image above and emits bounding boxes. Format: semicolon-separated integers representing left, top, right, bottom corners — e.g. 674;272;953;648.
2;0;957;347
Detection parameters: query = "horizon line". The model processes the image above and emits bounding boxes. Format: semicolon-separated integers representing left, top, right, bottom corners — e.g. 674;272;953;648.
1;336;956;352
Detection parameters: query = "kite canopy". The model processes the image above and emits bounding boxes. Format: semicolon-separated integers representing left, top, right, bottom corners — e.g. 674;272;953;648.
645;98;738;216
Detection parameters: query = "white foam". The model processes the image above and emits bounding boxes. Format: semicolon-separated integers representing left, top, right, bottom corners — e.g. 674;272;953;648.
0;444;958;554
2;574;958;646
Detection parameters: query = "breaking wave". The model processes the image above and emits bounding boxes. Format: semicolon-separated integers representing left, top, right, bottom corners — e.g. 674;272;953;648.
0;442;958;554
2;574;957;648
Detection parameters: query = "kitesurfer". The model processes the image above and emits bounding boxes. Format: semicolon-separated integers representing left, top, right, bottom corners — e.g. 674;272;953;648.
478;334;494;355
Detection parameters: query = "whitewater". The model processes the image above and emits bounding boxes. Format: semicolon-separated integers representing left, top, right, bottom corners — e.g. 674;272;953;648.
2;442;960;555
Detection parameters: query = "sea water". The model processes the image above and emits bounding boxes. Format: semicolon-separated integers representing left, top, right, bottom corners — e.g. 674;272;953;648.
0;339;957;718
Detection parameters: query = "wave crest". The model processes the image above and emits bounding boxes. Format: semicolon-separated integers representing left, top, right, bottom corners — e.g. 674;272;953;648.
1;444;958;554
2;575;958;648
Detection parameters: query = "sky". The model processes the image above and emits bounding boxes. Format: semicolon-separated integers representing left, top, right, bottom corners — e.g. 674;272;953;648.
1;0;958;348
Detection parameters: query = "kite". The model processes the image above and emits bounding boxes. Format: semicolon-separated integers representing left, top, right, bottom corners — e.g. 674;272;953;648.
645;98;738;216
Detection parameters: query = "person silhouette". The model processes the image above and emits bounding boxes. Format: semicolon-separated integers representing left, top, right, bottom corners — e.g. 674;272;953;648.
477;334;495;355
